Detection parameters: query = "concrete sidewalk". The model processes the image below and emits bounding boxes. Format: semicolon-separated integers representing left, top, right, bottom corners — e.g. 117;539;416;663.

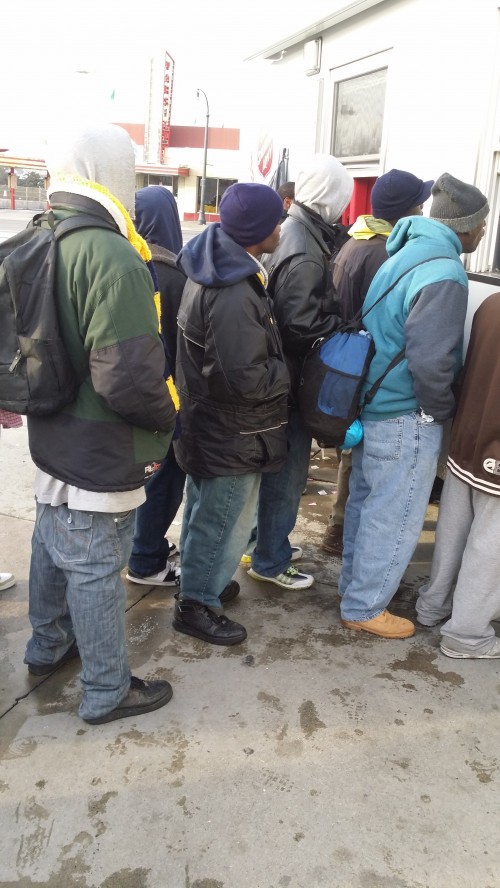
1;427;499;888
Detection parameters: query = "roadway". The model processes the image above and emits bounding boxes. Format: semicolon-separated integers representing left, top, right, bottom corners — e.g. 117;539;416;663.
1;209;499;888
0;209;202;245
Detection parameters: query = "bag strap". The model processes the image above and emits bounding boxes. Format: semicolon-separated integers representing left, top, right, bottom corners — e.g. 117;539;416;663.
360;254;452;409
49;191;119;228
362;348;405;407
351;254;453;326
51;213;120;240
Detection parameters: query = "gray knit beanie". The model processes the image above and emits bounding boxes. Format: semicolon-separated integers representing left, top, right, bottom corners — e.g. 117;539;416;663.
430;173;489;233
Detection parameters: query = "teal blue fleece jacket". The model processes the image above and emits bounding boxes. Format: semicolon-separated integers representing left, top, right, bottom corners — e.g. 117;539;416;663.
360;216;468;422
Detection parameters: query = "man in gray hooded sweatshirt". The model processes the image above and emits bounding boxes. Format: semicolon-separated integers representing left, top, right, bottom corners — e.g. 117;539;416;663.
23;124;177;724
247;153;354;591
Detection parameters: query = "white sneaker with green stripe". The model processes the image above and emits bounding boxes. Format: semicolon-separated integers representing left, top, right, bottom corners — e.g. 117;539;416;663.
247;564;313;589
241;546;302;566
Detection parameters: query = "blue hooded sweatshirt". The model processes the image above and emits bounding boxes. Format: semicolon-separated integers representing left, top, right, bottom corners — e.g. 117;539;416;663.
135;186;183;254
360;216;468;422
177;224;262;287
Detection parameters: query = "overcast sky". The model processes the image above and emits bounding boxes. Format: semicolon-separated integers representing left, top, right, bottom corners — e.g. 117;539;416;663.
1;0;337;155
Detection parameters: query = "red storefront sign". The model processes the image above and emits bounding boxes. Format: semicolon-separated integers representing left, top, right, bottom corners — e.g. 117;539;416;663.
257;132;273;179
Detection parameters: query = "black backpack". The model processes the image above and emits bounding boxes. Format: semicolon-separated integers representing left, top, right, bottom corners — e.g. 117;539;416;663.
298;256;450;447
0;209;118;416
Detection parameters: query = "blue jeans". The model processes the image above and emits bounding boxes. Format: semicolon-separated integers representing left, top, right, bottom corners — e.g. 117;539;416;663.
251;408;311;577
25;502;134;721
339;413;442;622
179;472;261;609
128;446;186;576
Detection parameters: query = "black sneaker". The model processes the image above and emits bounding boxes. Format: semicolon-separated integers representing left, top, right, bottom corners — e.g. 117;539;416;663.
26;640;80;676
172;597;247;645
220;580;240;604
83;676;173;725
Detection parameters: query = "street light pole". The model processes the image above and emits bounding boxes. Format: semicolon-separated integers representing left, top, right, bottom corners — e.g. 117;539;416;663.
197;88;209;225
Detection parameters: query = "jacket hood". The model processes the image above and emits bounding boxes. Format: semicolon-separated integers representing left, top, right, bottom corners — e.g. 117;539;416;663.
286;202;340;255
348;214;392;240
294;154;353;224
135;186;183;254
46;123;136;217
177;224;261;287
387;215;463;257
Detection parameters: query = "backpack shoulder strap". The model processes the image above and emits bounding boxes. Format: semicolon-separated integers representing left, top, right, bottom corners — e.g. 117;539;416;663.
361;254;453;322
51;213;121;241
360;255;453;408
362;348;405;408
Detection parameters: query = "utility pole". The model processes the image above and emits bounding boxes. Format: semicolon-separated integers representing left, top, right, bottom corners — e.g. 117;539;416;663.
196;88;209;225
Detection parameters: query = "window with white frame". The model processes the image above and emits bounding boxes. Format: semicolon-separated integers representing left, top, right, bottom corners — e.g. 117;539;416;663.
331;67;387;163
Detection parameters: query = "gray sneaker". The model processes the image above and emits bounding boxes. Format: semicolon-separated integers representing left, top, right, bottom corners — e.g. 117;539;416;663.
440;638;500;659
247;565;314;590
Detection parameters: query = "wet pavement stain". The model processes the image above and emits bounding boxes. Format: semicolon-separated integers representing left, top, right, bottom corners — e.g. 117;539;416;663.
2;859;152;888
333;846;354;862
60;831;93;855
15;796;53;868
393;758;411;770
263;769;294;792
3;737;38;759
185;864;224;888
299;700;326;737
275;722;304;757
106;728;168;756
257;691;284;712
167;730;189;773
177;794;193;817
101;869;151;888
359;869;424;887
190;881;224;888
466;757;498;783
383;646;465;687
88;790;117;818
164;637;214;662
88;790;117;838
256;624;351;665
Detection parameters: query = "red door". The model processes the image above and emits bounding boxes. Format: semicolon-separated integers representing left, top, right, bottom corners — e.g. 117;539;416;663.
342;177;377;227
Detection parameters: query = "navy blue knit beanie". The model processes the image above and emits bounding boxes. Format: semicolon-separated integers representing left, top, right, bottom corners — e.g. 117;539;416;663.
371;169;433;221
220;183;283;246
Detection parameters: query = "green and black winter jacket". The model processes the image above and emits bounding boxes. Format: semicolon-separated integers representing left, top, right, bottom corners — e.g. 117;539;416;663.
28;201;177;492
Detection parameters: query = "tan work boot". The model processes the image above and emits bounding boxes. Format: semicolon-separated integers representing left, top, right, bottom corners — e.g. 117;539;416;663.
341;609;415;639
321;524;343;557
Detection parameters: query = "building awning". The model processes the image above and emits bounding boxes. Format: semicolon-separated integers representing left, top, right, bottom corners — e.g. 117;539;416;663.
0;156;46;170
0;156;190;177
135;163;189;177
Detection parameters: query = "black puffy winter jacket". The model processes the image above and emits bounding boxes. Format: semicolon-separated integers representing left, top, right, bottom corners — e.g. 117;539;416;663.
174;225;290;479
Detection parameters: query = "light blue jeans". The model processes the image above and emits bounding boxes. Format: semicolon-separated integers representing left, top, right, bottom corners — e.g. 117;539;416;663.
339;413;442;622
252;409;312;577
179;472;261;609
25;501;134;721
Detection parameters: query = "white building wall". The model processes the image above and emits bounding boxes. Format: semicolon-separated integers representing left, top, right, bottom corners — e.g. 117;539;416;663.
243;0;500;272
